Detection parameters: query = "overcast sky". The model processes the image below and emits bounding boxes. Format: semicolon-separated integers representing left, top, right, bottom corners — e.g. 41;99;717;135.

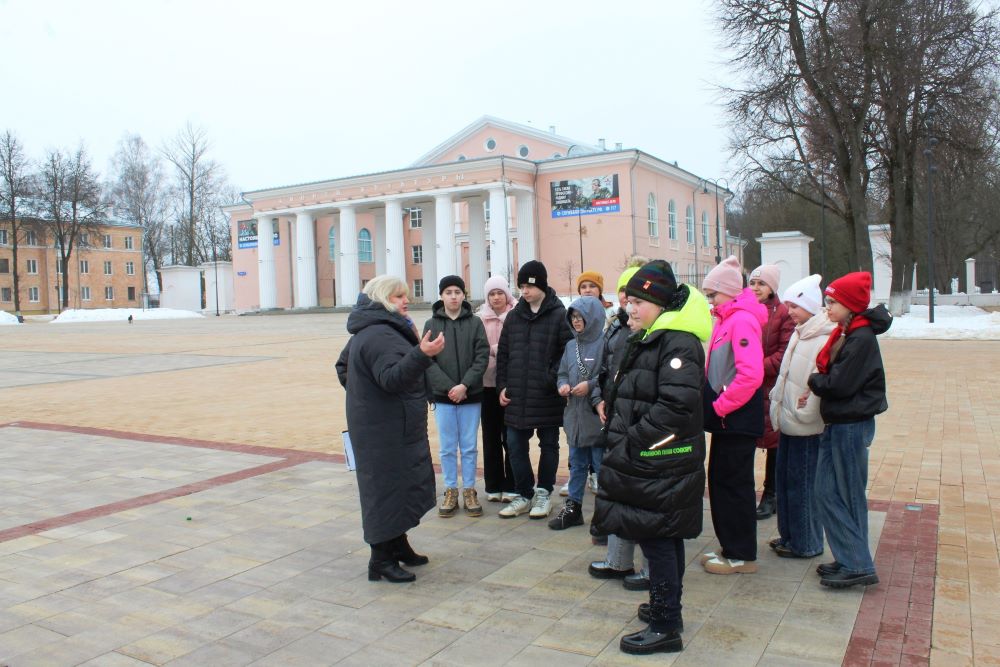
1;0;738;193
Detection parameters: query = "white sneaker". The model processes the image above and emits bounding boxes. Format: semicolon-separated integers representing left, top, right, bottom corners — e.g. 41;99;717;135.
486;492;502;502
501;492;518;503
499;495;530;518
559;483;569;497
587;472;598;493
529;488;552;519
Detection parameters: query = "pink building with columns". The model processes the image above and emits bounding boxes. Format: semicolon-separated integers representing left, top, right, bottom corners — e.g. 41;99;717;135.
223;116;731;310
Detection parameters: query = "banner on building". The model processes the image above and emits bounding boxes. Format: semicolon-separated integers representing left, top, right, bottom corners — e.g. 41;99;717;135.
237;220;280;249
550;174;620;218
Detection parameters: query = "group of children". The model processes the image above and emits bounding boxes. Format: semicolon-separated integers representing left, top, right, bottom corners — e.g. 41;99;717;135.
419;255;890;655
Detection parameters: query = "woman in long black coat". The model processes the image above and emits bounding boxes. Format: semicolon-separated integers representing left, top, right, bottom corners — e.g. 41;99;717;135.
336;276;445;582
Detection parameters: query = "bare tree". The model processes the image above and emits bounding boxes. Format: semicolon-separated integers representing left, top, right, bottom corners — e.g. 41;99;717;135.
162;123;221;266
0;130;31;315
110;134;169;291
39;145;106;308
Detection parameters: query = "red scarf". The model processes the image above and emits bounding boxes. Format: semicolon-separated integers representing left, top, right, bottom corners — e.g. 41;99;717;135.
815;314;871;374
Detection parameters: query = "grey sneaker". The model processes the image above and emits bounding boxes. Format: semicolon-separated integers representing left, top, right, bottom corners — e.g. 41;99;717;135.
588;472;599;493
499;495;530;518
529;488;551;519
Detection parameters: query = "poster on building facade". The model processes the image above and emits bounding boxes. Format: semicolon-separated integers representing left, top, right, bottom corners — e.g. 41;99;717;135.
550;174;620;218
237;220;280;249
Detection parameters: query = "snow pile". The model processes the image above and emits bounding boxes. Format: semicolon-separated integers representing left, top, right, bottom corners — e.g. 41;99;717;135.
51;308;205;324
884;305;1000;340
0;311;21;326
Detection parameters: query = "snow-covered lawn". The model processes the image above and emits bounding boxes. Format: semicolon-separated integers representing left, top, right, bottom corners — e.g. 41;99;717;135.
0;311;20;325
884;305;1000;340
51;308;205;324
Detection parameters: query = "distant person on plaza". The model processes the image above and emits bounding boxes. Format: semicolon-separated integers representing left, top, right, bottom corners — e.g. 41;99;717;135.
592;260;712;655
748;264;795;520
336;276;445;583
477;275;517;503
423;275;489;519
768;275;834;559
808;272;891;588
700;256;767;575
549;295;606;531
496;260;573;520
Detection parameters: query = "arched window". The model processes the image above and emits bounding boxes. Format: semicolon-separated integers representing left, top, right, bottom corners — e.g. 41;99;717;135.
668;200;677;241
328;227;336;261
358;228;373;263
685;206;695;244
701;211;710;246
647;193;658;238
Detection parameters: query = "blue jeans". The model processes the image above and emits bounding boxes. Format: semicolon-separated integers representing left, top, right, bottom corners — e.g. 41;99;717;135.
435;402;482;489
606;534;649;575
506;426;560;499
568;446;604;503
816;419;876;575
775;432;824;556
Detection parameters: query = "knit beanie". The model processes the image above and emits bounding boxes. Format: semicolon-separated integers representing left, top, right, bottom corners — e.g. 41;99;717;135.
483;274;514;306
616;266;642;293
576;270;605;294
750;264;781;293
782;274;823;314
702;255;744;297
516;260;548;291
625;260;678;309
438;275;466;295
825;272;872;314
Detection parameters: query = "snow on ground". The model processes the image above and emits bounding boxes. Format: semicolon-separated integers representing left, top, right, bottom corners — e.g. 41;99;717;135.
51;308;205;324
0;311;20;325
884;304;1000;340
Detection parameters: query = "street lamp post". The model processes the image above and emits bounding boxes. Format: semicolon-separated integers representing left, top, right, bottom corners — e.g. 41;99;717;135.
820;172;827;279
924;101;938;324
702;178;728;264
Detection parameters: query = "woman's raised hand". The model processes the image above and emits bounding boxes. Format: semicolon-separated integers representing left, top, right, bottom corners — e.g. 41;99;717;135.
420;330;446;357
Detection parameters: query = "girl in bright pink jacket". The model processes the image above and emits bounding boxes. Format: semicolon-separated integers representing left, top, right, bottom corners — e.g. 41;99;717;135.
699;256;767;576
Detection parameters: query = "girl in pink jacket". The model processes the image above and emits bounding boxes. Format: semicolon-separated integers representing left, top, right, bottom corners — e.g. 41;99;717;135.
699;256;767;575
477;275;516;502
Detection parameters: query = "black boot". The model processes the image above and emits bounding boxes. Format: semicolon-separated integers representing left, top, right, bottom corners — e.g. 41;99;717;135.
390;534;429;566
620;627;682;654
368;541;415;583
756;493;776;520
548;499;583;530
637;603;684;631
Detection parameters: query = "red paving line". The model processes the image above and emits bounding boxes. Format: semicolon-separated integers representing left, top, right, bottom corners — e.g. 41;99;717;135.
844;500;938;667
0;459;302;543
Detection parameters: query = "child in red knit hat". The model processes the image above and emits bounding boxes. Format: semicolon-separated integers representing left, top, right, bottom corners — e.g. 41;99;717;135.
807;271;892;589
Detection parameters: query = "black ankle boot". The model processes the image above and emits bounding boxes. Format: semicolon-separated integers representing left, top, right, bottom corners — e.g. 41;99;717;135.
390;534;429;566
620;627;682;654
756;493;776;520
368;542;416;582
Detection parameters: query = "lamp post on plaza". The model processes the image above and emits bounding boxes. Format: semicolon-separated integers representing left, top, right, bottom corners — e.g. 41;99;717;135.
923;100;938;324
702;178;728;264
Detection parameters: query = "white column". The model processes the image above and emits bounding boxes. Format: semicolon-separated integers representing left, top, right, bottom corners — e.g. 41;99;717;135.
373;210;387;276
385;199;406;279
294;212;317;309
421;202;437;303
257;216;277;310
488;186;509;283
338;206;360;306
467;197;486;300
515;192;536;263
435;193;456;280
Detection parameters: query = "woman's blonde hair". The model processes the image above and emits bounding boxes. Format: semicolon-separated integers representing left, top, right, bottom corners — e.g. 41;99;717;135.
363;275;409;313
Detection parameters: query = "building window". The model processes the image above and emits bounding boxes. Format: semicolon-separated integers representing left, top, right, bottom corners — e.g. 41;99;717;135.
1;287;11;302
79;233;88;246
105;286;114;300
81;286;91;301
80;259;89;274
518;145;529;158
103;234;112;248
647;193;658;238
26;229;37;245
125;236;134;250
358;228;373;263
486;243;490;261
104;261;112;275
668;200;677;241
409;208;422;228
685;206;695;244
484;200;491;224
125;261;135;275
327;227;336;261
411;245;423;265
128;286;136;301
0;258;8;273
28;286;39;302
0;229;7;245
689;264;696;282
702;211;710;246
26;259;38;274
484;137;497;151
457;154;467;161
413;279;424;299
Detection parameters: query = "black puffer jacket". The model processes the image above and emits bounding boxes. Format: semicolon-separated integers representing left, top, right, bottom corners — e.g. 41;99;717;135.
496;287;573;429
808;304;891;424
593;307;708;541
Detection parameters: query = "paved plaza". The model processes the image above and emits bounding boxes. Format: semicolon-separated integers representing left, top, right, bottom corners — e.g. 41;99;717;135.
0;313;997;666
